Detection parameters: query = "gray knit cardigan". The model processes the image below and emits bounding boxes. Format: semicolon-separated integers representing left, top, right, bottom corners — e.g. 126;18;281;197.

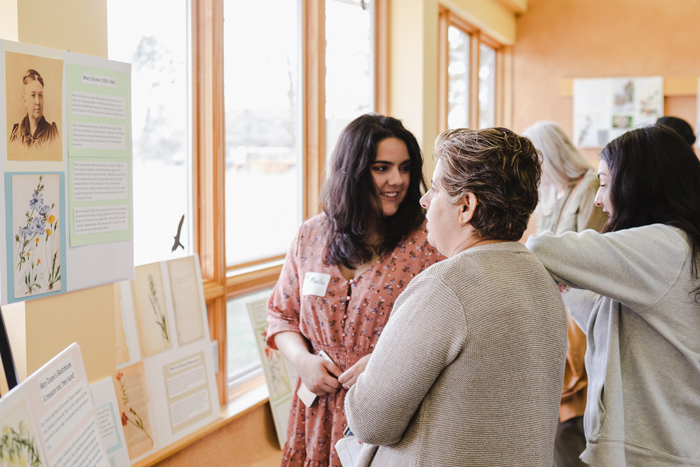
345;241;568;467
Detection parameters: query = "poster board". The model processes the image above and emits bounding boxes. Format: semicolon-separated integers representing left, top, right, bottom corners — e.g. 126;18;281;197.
0;284;115;390
247;298;297;448
115;255;219;463
0;343;111;467
573;76;663;147
0;39;134;305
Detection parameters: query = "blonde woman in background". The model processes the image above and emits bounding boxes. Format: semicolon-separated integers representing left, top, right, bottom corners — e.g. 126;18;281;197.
523;121;606;467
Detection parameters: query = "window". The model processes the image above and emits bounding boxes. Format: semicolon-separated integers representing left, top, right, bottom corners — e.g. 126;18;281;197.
447;26;469;129
227;288;273;385
107;0;192;266
223;0;301;268
439;7;506;132
108;0;385;408
325;0;374;160
478;43;496;129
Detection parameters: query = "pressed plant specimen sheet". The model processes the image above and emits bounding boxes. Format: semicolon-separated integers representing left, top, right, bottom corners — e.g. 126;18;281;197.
167;256;205;346
130;262;172;358
113;362;154;460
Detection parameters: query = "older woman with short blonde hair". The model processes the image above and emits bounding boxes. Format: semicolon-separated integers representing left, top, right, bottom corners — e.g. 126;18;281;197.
345;127;568;467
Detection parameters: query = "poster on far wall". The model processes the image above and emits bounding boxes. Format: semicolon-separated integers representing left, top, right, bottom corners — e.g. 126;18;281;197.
573;76;663;148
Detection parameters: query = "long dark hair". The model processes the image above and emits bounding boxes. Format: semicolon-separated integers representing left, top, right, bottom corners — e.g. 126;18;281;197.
600;125;700;300
321;114;426;269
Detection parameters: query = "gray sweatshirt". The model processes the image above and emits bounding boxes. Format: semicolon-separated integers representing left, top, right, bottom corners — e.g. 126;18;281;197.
527;224;700;466
345;242;567;466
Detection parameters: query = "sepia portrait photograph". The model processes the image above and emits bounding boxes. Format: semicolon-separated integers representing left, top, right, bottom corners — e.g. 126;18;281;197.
5;51;63;162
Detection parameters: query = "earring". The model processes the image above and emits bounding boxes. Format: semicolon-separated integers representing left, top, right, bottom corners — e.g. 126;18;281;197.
460;218;468;227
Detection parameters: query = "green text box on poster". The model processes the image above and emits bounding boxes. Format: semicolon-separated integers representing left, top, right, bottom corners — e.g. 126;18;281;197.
66;63;132;246
68;156;132;246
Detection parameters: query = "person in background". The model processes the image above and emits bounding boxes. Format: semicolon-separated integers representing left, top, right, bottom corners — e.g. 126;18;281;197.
346;128;568;467
527;125;700;466
523;121;606;467
266;114;441;467
9;69;59;148
656;115;696;146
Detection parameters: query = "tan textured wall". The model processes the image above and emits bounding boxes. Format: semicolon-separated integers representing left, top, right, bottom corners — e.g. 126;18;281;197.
513;0;700;147
155;404;282;467
0;0;18;41
513;0;700;240
17;0;107;57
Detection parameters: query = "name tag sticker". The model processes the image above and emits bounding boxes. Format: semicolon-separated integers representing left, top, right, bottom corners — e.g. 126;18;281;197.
302;272;331;297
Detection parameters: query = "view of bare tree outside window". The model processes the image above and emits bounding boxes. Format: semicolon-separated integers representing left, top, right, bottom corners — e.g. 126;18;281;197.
107;0;192;266
478;43;496;129
325;0;373;162
224;0;300;267
447;26;470;129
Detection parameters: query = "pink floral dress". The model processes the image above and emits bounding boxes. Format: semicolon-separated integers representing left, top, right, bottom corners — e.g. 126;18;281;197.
266;214;441;467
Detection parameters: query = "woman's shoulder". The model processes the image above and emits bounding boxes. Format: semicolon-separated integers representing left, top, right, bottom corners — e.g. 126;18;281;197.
397;219;442;262
624;224;690;254
571;169;600;198
296;213;329;242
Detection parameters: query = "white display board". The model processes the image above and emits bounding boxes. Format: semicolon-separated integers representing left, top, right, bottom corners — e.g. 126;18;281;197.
247;298;297;448
0;343;111;467
573;76;663;148
115;255;219;463
0;40;134;305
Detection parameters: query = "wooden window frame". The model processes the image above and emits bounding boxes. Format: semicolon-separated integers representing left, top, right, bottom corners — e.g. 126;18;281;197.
191;0;389;406
438;7;509;132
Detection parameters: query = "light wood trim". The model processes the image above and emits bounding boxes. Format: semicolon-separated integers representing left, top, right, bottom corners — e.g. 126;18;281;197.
559;76;698;97
560;79;574;97
501;46;514;129
438;7;449;132
193;0;227;405
226;264;283;299
193;0;225;284
469;31;481;128
302;0;326;220
479;32;502;50
208;299;227;405
203;280;225;302
448;11;478;35
494;47;504;125
374;0;390;115
226;254;286;272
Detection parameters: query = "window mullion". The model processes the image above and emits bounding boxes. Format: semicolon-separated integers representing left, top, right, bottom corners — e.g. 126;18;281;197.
302;0;326;220
193;0;228;405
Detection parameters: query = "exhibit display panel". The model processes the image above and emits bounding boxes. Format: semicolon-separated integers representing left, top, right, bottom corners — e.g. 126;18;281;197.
0;40;134;305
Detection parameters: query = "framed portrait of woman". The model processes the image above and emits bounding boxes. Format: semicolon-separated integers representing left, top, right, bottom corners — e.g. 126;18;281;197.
5;51;63;162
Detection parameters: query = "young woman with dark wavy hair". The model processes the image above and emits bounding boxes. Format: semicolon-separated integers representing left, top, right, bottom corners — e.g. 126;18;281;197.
527;125;700;466
266;114;441;467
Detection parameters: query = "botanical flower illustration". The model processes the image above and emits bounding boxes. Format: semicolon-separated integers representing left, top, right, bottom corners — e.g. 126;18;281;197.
0;421;42;466
147;274;169;344
259;329;291;399
13;175;61;296
115;372;153;444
